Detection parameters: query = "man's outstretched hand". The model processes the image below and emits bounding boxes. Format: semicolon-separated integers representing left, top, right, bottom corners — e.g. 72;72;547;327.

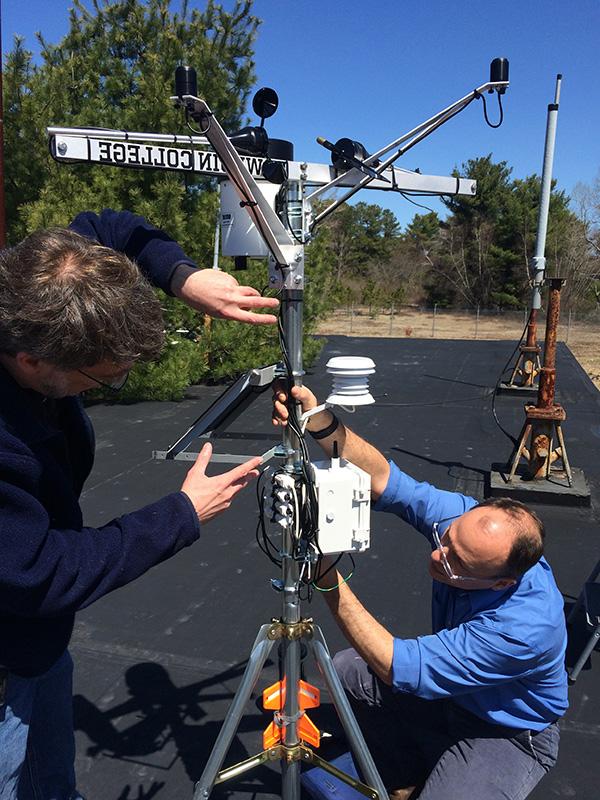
181;443;262;524
172;265;279;325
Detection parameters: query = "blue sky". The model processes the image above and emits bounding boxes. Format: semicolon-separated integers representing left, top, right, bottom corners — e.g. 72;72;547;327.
3;0;599;228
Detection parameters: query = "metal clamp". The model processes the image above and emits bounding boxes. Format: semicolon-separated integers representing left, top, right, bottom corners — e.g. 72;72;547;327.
267;618;314;640
274;709;305;726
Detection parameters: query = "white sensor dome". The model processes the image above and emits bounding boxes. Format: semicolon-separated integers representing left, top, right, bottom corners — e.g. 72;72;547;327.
325;356;376;406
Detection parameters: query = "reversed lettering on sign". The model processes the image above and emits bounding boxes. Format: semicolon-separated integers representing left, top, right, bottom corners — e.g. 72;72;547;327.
93;140;268;177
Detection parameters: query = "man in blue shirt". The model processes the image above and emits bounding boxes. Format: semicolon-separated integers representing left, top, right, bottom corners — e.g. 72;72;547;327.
0;210;278;800
273;384;568;800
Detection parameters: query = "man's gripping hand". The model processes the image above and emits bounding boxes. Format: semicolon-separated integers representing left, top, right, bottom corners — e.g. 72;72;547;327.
272;382;317;425
172;265;279;325
272;382;330;432
181;443;261;524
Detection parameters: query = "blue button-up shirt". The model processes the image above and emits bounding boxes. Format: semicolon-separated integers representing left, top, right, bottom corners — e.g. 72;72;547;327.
373;462;568;730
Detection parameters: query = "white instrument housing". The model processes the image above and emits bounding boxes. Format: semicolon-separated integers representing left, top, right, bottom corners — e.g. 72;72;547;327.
311;458;371;554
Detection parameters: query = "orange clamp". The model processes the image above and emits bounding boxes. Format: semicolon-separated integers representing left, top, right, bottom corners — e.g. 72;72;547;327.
262;678;321;749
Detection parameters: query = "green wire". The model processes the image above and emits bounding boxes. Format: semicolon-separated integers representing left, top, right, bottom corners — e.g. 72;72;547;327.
312;571;354;592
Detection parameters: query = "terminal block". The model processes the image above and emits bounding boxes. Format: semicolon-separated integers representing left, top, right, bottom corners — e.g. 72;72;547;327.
271;472;297;532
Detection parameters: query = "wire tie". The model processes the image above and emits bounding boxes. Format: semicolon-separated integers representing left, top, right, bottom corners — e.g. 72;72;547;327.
275;710;304;727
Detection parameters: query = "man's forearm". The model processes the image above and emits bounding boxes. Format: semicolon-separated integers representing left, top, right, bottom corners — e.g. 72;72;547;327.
306;412;390;500
69;209;198;295
317;567;394;685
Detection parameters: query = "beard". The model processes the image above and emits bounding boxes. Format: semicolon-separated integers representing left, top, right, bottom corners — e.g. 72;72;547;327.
38;372;74;398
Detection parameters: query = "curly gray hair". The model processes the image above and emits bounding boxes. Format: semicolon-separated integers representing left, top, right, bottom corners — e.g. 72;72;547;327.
0;228;165;369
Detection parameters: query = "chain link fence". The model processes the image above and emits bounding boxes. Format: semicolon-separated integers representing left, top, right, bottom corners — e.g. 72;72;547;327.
319;304;600;344
315;304;600;388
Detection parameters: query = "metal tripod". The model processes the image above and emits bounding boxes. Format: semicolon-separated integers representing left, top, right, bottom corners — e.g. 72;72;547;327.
191;618;388;800
192;293;388;800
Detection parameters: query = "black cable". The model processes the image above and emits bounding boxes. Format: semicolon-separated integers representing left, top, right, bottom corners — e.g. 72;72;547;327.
478;91;504;129
183;105;213;136
255;469;282;566
276;182;304;245
277;311;321;558
399;192;437;213
313;553;344;583
375;388;495;409
286;206;304;244
186;120;208;136
490;312;532;446
313;553;356;589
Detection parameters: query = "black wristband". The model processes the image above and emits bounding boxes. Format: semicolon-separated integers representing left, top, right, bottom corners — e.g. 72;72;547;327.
309;413;340;440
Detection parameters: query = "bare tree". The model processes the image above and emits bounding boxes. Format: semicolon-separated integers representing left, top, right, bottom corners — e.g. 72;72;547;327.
565;178;600;308
573;176;600;257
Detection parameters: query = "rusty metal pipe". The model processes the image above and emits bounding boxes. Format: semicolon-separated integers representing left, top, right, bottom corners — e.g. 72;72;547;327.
525;308;538;349
537;278;565;409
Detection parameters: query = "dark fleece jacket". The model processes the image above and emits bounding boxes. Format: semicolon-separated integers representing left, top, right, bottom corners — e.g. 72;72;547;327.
0;210;201;676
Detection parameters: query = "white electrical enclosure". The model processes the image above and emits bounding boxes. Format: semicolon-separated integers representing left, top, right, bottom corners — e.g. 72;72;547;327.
220;180;282;257
311;458;371;554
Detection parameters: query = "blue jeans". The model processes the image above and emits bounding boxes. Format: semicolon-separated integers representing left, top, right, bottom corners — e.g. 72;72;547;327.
333;648;560;800
0;650;79;800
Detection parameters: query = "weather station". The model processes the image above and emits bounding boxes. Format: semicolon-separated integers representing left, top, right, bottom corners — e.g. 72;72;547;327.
48;56;509;800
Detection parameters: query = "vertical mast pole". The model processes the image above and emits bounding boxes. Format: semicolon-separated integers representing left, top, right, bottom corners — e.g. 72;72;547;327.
280;282;303;800
518;74;562;385
530;74;562;311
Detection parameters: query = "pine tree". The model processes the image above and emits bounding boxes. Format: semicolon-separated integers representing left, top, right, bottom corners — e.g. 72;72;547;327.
2;1;325;398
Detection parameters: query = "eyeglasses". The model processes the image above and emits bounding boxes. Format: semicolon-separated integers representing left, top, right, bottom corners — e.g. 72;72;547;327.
77;367;131;393
431;520;499;585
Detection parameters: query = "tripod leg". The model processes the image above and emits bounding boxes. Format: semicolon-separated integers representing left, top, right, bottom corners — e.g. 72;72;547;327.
568;560;600;624
309;627;389;800
546;428;554;479
508;353;523;385
555;423;573;486
507;423;531;482
193;624;276;800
